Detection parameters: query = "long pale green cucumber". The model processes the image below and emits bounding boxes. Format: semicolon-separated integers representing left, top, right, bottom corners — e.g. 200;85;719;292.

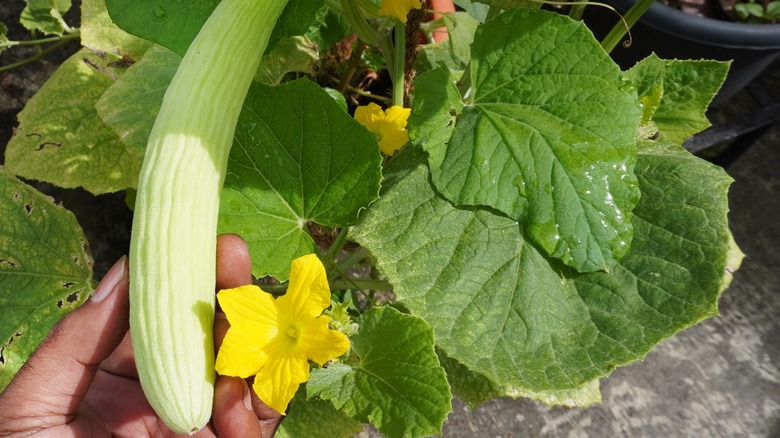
129;0;287;433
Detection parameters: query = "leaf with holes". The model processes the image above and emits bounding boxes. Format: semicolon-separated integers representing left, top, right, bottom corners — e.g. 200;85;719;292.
0;169;94;391
5;48;141;194
217;78;381;280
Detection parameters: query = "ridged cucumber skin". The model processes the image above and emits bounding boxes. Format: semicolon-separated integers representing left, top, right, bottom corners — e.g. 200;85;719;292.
128;0;288;433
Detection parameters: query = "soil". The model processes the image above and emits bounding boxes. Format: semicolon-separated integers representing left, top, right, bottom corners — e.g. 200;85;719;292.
1;1;133;278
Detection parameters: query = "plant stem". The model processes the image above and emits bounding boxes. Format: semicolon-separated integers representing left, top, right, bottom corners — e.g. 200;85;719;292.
0;37;78;73
341;0;382;44
337;41;366;93
331;278;391;290
569;1;588;20
328;76;393;103
392;21;406;106
0;31;80;48
337;247;368;271
600;0;654;53
325;227;351;261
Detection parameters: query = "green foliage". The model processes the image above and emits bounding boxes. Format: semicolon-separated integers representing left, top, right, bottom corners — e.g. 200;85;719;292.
0;0;743;435
80;0;152;60
276;389;363;438
218;78;382;280
5;48;141;193
734;0;780;23
415;9;642;273
0;169;93;391
308;307;452;438
627;54;730;143
417;12;479;79
105;0;322;56
20;0;73;35
440;351;602;408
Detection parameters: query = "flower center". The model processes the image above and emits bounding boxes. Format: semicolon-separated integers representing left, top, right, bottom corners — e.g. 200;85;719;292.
286;326;299;339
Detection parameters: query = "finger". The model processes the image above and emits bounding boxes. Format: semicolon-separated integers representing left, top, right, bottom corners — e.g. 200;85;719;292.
247;377;284;437
214;311;230;353
98;330;136;378
216;233;252;291
213;376;263;438
0;257;129;423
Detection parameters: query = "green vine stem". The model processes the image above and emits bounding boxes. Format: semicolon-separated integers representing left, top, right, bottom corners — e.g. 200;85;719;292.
325;227;351;261
341;0;383;44
337;40;366;93
331;278;391;291
392;21;406;106
0;33;80;73
600;0;653;52
569;1;588;20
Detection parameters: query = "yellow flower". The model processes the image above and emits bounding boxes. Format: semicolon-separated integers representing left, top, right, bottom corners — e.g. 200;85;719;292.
378;0;422;22
354;103;411;156
215;254;350;414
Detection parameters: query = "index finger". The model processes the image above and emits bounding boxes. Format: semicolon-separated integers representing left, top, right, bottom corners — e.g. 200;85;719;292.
214;233;252;351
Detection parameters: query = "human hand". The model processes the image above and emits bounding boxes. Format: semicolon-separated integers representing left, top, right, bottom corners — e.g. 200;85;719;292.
0;234;281;437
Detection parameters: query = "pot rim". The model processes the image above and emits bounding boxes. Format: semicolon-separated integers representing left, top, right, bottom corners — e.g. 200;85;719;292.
611;0;780;49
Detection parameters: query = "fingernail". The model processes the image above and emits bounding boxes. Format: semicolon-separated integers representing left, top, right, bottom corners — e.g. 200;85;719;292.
91;256;128;303
242;380;253;411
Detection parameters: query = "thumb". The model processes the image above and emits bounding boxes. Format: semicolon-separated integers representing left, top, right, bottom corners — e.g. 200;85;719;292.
0;256;130;422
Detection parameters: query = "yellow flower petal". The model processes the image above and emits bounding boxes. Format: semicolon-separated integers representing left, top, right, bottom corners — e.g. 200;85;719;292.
252;352;310;415
378;0;422;22
216;286;279;377
384;105;411;126
215;326;268;377
354;103;411;156
218;285;279;330
215;255;352;416
353;103;383;132
276;254;331;321
298;316;351;366
379;128;409;156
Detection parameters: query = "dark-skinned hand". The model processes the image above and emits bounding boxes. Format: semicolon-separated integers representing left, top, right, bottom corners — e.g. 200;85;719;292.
0;234;281;438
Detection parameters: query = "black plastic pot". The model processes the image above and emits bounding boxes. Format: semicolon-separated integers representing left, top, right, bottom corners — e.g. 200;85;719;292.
584;0;780;101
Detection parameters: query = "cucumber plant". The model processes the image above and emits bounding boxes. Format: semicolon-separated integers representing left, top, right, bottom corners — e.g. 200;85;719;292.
0;0;744;436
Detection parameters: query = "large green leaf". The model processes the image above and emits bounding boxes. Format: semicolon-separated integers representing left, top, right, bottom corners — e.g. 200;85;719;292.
414;9;641;273
80;0;153;60
95;39;321;154
439;352;601;409
417;12;479;79
95;45;182;157
308;307;452;438
275;389;363;438
4;48;141;194
255;36;318;85
105;0;322;57
0;169;93;391
218;78;381;280
352;144;737;392
20;0;72;35
627;54;730;143
104;0;220;56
